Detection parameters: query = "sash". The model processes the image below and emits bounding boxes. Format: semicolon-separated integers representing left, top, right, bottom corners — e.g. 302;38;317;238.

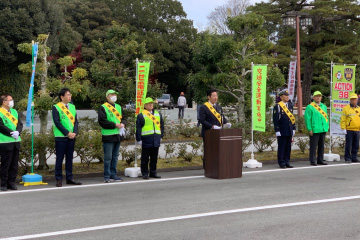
310;102;328;122
103;102;122;122
142;110;161;130
56;102;75;127
278;101;296;125
0;108;18;127
204;102;222;125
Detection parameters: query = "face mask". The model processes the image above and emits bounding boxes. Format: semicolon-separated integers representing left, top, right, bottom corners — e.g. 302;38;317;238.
110;96;117;103
8;100;14;108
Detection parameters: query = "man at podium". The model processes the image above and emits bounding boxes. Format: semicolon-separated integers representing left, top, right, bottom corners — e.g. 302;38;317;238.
199;89;231;167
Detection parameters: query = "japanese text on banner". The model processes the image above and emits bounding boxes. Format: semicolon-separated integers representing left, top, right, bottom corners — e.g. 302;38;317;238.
135;62;150;117
252;65;267;132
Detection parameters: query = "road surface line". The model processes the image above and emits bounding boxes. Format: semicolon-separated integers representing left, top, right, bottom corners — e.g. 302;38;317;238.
2;194;360;240
0;163;357;195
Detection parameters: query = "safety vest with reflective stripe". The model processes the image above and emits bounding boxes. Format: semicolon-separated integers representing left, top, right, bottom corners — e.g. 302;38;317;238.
101;103;122;136
141;110;161;136
0;108;21;143
53;103;76;137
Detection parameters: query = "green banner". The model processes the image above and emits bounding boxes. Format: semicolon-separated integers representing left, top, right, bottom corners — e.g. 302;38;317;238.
331;65;356;135
252;65;267;132
135;62;150;117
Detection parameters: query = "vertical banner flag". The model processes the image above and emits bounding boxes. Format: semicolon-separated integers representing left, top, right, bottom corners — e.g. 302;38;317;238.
287;61;296;102
252;65;267;132
331;65;356;135
135;62;150;117
26;43;39;127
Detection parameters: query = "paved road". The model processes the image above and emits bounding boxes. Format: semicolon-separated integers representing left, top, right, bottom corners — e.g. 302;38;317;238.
22;108;199;133
1;161;360;239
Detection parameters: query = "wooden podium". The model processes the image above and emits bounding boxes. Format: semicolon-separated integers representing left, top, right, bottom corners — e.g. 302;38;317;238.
204;128;242;179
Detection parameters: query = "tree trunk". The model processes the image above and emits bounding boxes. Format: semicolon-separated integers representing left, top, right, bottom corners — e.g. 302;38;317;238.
302;60;313;106
37;110;49;170
237;86;245;124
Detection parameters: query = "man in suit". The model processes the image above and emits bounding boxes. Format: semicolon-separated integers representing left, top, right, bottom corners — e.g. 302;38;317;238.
199;89;231;168
52;88;81;187
273;89;296;168
0;94;23;191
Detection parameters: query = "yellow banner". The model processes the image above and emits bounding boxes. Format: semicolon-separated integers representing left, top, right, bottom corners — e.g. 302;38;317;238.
104;102;122;122
0;108;18;127
310;102;328;122
142;110;161;130
204;102;222;125
278;101;296;125
56;102;75;126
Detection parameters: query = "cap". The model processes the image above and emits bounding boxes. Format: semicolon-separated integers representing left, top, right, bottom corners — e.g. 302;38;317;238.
313;91;322;96
106;90;119;97
144;97;154;104
279;89;289;96
180;92;184;96
350;93;358;99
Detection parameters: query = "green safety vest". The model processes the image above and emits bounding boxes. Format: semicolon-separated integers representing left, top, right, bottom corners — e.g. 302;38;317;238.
53;103;76;137
0;108;21;143
101;103;122;136
141;110;161;136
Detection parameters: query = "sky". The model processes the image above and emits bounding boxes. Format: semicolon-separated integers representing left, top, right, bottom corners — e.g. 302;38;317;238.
178;0;263;29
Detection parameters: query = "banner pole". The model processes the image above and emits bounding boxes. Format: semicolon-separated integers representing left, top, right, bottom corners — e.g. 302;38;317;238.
329;61;333;154
134;58;139;168
251;62;254;160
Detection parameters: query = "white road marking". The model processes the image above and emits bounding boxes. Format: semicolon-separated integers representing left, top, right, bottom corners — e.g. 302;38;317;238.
0;163;357;195
3;194;360;240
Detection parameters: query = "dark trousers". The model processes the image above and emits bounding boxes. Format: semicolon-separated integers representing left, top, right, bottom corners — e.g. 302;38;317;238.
0;147;19;187
141;147;159;176
309;133;325;163
178;106;185;119
277;136;292;167
345;130;360;161
55;139;75;181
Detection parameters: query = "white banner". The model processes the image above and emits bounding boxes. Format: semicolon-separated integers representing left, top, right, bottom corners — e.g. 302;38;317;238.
287;61;296;102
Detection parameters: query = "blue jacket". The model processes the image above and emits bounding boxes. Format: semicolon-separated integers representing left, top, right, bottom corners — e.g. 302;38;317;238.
273;101;296;136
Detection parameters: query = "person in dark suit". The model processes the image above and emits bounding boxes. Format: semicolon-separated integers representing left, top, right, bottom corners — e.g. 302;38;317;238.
273;89;296;168
52;88;81;187
0;94;23;191
199;89;231;168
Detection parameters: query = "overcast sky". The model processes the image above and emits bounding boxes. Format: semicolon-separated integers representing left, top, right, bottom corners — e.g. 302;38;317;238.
178;0;263;29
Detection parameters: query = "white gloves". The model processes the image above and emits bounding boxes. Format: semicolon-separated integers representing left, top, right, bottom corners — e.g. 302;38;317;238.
119;128;126;136
275;132;281;137
293;130;295;136
343;129;347;134
225;123;232;128
213;126;221;130
137;141;142;145
10;131;19;140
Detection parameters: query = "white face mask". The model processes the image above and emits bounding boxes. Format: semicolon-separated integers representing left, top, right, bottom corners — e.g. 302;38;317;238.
8;100;14;108
110;96;117;103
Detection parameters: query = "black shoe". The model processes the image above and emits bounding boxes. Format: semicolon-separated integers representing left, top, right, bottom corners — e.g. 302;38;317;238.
345;160;351;163
285;164;294;168
311;162;317;166
66;179;82;185
7;185;17;190
352;159;359;163
142;175;149;179
56;180;62;187
280;165;286;169
150;174;161;178
317;161;328;165
1;186;7;191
